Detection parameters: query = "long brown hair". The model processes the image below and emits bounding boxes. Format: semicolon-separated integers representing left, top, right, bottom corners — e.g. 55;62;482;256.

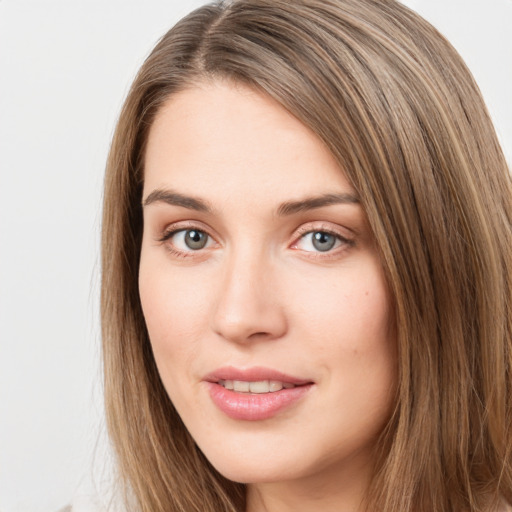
101;1;512;510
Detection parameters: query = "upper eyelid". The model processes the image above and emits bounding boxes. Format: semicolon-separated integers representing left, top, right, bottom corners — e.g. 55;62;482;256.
290;223;356;256
292;230;352;249
158;221;218;242
155;220;354;246
292;222;353;241
157;227;217;257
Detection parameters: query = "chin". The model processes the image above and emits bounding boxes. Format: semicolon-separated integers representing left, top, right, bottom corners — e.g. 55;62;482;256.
196;437;304;484
213;459;300;485
198;435;340;486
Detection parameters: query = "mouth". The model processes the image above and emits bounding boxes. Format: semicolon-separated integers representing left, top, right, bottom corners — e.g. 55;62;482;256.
217;379;297;393
204;367;314;421
204;365;312;387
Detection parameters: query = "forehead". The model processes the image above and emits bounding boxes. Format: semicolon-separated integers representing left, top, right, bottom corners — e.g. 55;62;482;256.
143;81;355;203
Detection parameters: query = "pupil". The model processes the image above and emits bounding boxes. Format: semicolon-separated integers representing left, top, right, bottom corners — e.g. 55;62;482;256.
312;231;336;252
185;230;207;250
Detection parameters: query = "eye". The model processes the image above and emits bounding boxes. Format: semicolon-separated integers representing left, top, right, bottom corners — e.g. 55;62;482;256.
295;231;344;253
166;228;213;251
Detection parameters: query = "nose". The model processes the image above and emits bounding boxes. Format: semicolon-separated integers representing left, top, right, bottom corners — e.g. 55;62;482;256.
210;250;288;344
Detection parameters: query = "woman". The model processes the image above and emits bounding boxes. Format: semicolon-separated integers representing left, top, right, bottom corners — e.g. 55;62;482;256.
101;0;512;511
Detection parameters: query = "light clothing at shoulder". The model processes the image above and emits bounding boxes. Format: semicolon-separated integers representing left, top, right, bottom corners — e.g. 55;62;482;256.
56;497;512;511
56;494;119;512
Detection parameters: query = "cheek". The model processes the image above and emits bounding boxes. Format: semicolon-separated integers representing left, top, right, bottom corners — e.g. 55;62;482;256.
138;259;210;375
290;258;392;349
338;275;396;419
291;259;396;404
338;270;395;382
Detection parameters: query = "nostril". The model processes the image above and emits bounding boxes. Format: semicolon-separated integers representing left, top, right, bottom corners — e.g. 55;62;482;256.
248;331;273;339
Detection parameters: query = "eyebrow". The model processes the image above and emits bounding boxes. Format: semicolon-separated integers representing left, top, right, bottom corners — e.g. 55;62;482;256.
277;193;359;216
142;188;359;215
143;189;212;212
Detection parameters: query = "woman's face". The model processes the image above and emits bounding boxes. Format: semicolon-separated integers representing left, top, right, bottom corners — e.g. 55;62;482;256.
139;81;396;495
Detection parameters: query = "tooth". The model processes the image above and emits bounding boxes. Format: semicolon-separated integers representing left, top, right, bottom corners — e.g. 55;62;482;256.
218;380;225;386
233;380;250;392
224;380;234;390
283;382;295;389
249;380;270;393
269;380;283;392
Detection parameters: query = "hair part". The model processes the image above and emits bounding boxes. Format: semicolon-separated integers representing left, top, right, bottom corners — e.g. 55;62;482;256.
101;1;512;510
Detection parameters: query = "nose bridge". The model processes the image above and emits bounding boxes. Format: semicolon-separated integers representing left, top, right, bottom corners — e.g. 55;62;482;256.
211;243;287;343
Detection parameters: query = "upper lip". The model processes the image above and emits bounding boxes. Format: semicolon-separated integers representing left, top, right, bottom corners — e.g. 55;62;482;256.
203;366;313;385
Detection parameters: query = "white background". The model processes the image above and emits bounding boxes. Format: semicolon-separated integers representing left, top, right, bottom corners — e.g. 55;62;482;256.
0;1;510;511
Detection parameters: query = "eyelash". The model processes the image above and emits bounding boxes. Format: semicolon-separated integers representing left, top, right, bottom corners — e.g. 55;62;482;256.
158;223;354;260
158;222;215;259
291;225;354;259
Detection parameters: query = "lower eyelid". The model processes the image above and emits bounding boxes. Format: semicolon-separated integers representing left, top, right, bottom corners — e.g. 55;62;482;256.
156;224;353;257
297;234;340;250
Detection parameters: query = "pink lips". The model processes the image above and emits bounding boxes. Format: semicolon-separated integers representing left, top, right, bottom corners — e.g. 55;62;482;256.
203;366;313;421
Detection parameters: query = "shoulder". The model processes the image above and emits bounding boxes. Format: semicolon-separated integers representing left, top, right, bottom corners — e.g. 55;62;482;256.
56;493;127;512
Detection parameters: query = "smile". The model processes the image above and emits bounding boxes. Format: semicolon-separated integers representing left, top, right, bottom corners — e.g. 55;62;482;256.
217;379;296;393
207;381;313;421
204;367;314;421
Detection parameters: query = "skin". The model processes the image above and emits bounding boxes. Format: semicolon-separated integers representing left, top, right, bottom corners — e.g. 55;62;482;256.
139;80;397;512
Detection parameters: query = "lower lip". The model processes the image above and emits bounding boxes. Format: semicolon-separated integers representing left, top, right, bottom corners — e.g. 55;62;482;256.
206;382;313;421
